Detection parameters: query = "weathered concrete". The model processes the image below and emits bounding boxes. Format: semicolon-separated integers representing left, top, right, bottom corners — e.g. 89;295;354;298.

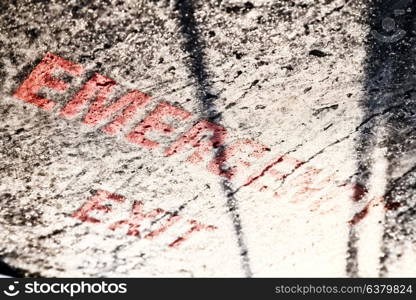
0;0;415;277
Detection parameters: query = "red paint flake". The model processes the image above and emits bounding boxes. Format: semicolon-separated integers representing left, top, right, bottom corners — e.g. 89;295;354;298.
145;215;182;240
16;54;375;226
288;168;322;201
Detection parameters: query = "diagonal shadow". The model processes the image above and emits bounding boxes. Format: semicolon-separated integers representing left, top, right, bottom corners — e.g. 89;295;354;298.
172;0;252;277
348;0;416;277
0;259;24;277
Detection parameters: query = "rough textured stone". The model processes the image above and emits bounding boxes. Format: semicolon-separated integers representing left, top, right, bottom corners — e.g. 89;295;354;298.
0;0;415;277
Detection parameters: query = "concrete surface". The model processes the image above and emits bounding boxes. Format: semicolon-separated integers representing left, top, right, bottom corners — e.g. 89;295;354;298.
0;0;415;277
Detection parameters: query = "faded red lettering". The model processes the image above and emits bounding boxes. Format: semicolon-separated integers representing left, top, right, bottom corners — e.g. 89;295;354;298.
108;200;165;237
60;73;151;135
169;220;217;248
207;139;269;179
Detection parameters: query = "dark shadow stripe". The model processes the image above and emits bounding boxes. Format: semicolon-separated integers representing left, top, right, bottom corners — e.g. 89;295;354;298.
172;0;252;277
0;259;24;277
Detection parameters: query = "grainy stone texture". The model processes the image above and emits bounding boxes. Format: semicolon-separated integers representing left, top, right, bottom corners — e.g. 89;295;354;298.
0;0;415;277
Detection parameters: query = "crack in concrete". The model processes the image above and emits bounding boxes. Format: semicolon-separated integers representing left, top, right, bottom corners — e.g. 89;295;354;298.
234;104;402;199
